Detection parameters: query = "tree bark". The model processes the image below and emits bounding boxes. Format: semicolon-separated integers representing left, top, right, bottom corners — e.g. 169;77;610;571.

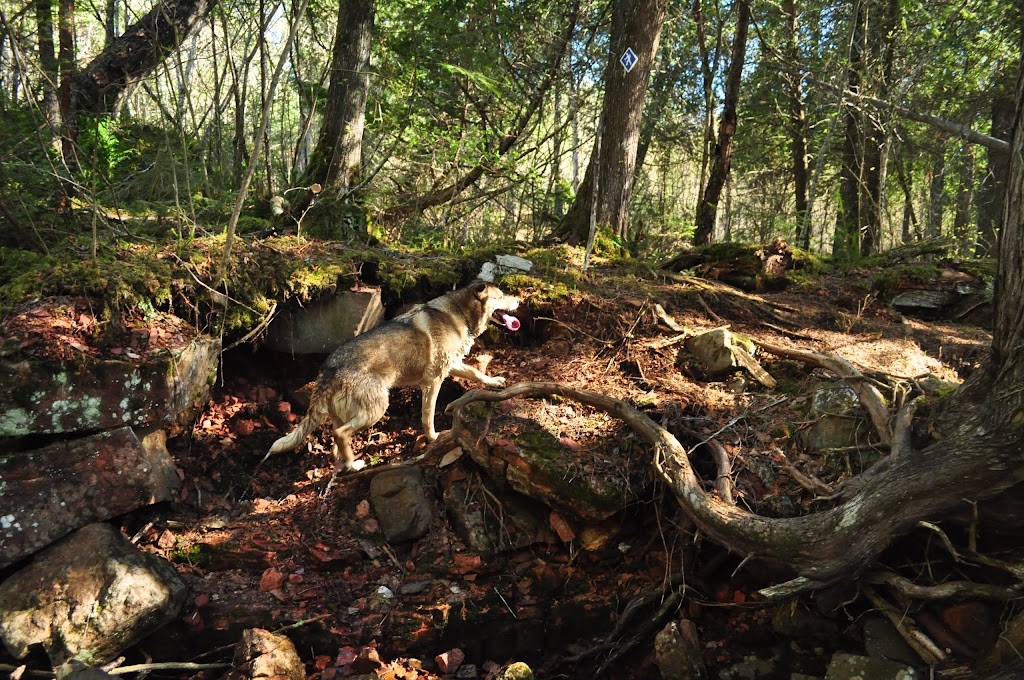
71;0;217;114
555;0;668;245
784;0;810;250
35;0;60;147
693;0;750;245
302;0;376;195
976;68;1016;254
927;142;946;239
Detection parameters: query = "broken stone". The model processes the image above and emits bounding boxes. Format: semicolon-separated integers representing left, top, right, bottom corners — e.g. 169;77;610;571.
0;523;187;665
227;628;305;680
682;328;776;388
369;468;432;543
263;288;383;354
824;653;919;680
799;382;867;452
654;619;706;680
0;427;180;568
0;336;219;437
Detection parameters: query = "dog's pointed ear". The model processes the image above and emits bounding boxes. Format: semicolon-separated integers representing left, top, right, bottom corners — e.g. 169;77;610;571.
470;281;489;300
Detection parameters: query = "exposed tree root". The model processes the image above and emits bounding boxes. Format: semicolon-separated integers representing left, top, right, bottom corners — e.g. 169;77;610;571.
444;378;1024;598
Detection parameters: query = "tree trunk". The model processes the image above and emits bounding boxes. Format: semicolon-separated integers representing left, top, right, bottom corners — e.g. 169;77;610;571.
976;68;1016;254
833;0;866;260
72;0;217;114
35;0;60;148
302;0;375;195
693;0;750;245
555;0;668;245
692;0;722;225
57;0;77;181
954;145;976;255
784;0;810;250
927;142;946;239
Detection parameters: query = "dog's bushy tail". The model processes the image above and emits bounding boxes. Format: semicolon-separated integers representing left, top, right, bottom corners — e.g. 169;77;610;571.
264;393;328;461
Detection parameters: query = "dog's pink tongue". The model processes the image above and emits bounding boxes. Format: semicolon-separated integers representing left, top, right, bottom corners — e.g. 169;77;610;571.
502;314;521;331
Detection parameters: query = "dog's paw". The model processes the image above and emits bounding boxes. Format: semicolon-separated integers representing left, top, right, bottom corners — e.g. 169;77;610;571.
349;459;367;472
484;376;507;388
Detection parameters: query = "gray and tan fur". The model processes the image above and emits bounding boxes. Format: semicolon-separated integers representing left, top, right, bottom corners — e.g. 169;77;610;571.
265;282;520;473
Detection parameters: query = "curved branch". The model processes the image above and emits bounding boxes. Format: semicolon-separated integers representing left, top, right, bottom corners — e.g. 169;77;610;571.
446;381;1024;597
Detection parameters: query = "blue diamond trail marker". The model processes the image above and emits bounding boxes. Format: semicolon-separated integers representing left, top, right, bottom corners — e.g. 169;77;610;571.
620;47;638;73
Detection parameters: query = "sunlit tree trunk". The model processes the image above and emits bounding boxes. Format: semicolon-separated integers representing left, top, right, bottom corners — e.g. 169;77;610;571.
693;0;721;225
785;0;810;250
556;0;668;245
57;0;77;182
693;0;750;245
72;0;217;114
927;143;946;239
303;0;376;195
35;0;60;149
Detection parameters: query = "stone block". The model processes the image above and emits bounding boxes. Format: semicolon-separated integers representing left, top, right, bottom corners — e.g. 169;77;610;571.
0;337;219;437
263;289;383;354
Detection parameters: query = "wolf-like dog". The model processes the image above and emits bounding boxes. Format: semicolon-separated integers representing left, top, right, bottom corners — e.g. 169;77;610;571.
265;282;520;474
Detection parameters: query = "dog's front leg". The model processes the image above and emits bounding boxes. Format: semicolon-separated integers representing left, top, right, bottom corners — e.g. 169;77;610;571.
420;377;443;440
450;360;506;388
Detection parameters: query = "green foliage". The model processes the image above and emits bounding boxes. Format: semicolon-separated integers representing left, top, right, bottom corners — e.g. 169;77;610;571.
78;115;137;182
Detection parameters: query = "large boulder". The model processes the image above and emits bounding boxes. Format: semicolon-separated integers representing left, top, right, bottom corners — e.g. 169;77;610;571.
0;523;187;665
0;336;219;437
0;427;178;568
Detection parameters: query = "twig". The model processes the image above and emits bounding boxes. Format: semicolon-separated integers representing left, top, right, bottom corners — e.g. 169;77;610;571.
704;439;735;504
695;293;725;323
653;303;686;332
108;663;232;676
865;571;1022;601
775;450;834;497
222;301;279;352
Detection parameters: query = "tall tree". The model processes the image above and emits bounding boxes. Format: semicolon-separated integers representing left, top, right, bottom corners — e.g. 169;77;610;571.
784;0;811;250
34;0;59;148
302;0;376;195
556;0;669;245
976;65;1016;254
693;0;750;245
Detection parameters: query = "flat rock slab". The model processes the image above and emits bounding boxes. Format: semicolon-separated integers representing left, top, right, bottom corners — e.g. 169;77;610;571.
0;337;219;437
0;427;179;567
0;522;187;665
263;289;383;354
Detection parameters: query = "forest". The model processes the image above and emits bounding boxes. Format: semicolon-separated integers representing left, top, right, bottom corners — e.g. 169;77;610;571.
3;0;1024;678
0;0;1018;255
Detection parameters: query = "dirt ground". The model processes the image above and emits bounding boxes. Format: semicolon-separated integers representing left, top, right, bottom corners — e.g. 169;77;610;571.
2;261;997;679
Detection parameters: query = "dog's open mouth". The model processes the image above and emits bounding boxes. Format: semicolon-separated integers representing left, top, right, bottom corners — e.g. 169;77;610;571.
491;309;521;331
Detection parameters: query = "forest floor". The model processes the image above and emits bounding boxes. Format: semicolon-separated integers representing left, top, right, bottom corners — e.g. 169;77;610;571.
8;252;998;679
